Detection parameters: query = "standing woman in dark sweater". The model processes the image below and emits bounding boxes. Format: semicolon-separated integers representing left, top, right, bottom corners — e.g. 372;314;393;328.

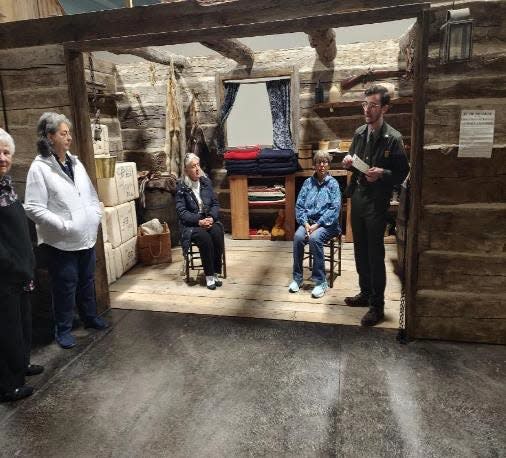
0;128;44;403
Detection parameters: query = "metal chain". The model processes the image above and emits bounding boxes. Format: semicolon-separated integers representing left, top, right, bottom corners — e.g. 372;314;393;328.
88;52;102;141
396;182;410;345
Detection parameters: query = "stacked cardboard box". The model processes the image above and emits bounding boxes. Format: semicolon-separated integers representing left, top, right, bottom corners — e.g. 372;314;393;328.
99;162;140;284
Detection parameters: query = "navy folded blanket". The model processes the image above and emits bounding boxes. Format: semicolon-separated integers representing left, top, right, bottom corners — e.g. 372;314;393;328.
257;165;298;176
258;157;298;170
258;148;296;161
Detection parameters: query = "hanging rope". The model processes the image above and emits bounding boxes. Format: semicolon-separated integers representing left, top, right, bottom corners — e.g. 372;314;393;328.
88;52;102;141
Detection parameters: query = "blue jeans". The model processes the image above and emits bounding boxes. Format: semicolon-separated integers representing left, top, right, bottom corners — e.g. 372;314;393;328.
292;225;340;285
45;245;99;337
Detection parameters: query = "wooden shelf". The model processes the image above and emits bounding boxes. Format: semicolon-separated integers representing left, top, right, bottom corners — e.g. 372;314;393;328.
248;201;286;208
249;234;272;240
313;96;413;117
314;96;413;110
229;175;295;241
295;169;349;177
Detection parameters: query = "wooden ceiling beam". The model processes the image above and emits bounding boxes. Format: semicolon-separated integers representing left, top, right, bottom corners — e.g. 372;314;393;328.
0;1;428;50
307;29;337;66
108;47;189;67
65;3;428;52
200;38;254;67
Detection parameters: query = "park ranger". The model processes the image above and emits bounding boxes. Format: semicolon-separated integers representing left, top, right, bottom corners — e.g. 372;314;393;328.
342;85;410;327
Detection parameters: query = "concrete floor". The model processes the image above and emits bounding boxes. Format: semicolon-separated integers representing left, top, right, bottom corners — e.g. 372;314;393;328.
1;309;505;457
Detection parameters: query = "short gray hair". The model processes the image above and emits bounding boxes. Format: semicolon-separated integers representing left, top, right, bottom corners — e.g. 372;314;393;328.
0;128;15;155
313;150;332;165
36;112;72;157
37;112;72;138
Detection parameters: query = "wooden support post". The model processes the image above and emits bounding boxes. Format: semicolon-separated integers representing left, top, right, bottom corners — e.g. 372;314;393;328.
229;175;249;239
405;9;430;339
345;171;353;243
65;49;110;312
284;174;295;241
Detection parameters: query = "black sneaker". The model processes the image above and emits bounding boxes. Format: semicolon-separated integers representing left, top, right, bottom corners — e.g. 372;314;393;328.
0;385;34;403
344;293;370;307
361;308;385;327
26;364;44;376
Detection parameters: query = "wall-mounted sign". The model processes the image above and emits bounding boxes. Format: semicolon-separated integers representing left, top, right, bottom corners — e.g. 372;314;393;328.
458;110;495;158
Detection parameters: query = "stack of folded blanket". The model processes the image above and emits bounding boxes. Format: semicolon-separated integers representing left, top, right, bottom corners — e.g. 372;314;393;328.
257;148;298;175
247;185;285;206
224;145;260;175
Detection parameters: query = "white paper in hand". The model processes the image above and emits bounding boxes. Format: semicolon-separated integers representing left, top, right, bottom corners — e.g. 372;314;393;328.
352;154;370;174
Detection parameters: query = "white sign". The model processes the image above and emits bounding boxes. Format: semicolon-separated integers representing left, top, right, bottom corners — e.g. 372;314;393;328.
458;110;495;158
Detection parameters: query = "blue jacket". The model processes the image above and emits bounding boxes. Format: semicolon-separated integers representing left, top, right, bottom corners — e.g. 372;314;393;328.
296;174;341;231
175;176;220;254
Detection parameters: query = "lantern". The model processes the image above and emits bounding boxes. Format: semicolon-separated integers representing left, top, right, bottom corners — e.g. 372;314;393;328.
440;8;474;64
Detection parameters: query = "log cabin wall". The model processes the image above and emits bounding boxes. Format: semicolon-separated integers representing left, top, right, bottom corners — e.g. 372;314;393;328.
115;38;413;230
0;45;72;200
0;0;64;23
413;1;506;344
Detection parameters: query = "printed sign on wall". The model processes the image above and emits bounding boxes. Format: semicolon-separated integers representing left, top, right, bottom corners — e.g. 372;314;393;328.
458;110;495;158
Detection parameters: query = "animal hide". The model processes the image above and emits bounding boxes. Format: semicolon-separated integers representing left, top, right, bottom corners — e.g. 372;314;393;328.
164;59;186;176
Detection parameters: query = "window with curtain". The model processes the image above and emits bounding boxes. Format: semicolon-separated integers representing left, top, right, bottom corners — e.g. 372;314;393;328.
226;83;274;147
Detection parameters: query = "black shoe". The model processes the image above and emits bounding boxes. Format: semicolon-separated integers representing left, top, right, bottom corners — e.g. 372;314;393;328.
0;385;34;403
206;283;216;290
361;308;385;327
214;279;223;287
26;364;44;376
84;316;109;330
344;293;370;307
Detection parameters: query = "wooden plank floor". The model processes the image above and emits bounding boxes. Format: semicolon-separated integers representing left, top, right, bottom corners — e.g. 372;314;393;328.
110;237;401;329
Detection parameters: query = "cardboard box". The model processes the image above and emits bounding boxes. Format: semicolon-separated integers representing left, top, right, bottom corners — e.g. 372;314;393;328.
104;206;122;248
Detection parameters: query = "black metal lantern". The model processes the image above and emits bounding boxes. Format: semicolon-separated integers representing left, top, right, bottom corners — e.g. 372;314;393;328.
440;8;474;64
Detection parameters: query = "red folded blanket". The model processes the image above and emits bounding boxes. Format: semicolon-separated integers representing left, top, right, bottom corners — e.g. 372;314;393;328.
224;145;261;160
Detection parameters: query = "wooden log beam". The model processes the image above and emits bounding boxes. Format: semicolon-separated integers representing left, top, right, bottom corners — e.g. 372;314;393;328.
200;38;254;67
307;29;337;66
70;3;428;52
64;49;110;312
109;47;189;68
0;1;428;51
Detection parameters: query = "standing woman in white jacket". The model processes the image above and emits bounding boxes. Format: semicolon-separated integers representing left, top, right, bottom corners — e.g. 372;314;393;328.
24;112;109;349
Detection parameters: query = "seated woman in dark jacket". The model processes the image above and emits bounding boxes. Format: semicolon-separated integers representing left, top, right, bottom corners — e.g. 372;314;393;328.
176;153;224;290
0;128;44;403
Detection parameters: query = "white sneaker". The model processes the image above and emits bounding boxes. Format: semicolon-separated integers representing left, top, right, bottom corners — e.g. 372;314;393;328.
206;276;216;290
288;280;303;293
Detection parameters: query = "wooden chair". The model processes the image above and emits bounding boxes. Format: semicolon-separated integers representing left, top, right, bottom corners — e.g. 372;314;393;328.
304;204;344;288
305;235;342;287
184;224;227;283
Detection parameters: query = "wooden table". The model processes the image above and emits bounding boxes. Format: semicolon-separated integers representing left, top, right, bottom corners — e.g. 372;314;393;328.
229;174;295;240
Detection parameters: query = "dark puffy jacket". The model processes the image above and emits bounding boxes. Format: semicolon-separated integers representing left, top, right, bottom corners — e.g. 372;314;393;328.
175;176;220;254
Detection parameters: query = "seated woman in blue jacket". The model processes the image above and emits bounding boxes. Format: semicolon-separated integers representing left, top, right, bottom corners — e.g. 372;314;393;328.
176;153;224;290
289;150;341;298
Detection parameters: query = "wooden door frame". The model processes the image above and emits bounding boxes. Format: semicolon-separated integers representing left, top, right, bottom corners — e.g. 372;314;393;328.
54;3;430;317
65;49;110;312
404;9;430;338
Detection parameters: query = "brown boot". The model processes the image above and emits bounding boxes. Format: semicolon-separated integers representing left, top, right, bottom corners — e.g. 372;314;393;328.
361;308;385;327
344;293;370;307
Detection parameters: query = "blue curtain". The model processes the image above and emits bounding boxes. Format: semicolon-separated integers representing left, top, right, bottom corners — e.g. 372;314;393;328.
217;82;240;153
266;79;293;150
